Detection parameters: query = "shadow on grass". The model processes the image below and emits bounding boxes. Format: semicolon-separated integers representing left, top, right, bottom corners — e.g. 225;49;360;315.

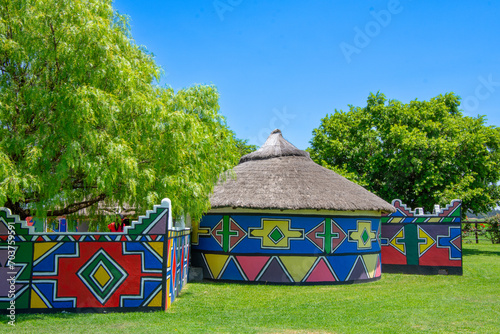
2;287;199;325
178;290;194;297
4;306;167;325
463;247;500;256
0;311;82;326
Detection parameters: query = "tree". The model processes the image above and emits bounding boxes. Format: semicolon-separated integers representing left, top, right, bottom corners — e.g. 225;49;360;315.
0;0;240;222
233;137;258;157
309;92;500;216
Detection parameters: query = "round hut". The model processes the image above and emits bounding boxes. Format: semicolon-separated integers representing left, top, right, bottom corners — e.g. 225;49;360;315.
191;129;395;284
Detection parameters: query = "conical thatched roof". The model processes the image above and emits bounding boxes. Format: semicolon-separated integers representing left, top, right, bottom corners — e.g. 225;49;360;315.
211;129;396;213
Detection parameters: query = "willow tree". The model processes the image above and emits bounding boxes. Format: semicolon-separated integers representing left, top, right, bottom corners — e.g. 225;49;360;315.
0;0;239;221
309;92;500;216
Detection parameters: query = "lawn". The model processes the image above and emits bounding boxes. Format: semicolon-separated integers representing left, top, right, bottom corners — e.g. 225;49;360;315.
3;243;499;333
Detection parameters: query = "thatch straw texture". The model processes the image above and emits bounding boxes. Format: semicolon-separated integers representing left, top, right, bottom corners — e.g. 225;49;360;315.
239;129;310;163
211;129;395;213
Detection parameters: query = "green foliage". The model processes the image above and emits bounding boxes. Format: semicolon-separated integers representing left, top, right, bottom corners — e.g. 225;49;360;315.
309;92;500;216
233;137;258;157
486;214;500;244
0;0;240;221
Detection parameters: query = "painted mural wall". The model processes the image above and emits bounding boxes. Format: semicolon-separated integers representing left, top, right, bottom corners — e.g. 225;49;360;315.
0;199;190;314
191;214;382;284
381;199;462;275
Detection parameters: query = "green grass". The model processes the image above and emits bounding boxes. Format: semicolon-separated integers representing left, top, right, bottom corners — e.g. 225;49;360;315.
3;244;500;333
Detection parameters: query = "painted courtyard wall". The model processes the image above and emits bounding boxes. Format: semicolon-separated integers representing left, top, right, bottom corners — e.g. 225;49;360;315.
191;213;382;284
0;199;190;314
381;199;462;275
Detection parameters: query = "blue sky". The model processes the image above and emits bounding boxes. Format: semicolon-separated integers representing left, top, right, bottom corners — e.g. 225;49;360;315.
113;0;500;150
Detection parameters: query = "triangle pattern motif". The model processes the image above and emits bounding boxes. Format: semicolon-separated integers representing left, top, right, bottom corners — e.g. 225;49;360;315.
203;253;229;279
236;256;270;281
219;257;246;281
257;257;292;283
362;254;379;279
418;226;436;256
304;257;337;282
346;256;369;281
280;256;317;283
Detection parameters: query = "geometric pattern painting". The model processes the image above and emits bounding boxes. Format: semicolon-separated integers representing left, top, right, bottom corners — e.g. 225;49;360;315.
381;199;462;275
0;198;190;314
191;213;382;284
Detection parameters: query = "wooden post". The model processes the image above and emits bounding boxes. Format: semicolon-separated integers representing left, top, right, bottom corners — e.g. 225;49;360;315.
475;222;479;244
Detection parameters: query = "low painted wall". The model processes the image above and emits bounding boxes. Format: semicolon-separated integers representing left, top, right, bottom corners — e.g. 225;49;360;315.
0;199;190;314
381;199;462;275
191;213;382;284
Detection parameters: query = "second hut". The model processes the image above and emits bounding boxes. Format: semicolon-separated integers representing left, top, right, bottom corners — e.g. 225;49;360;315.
191;129;396;284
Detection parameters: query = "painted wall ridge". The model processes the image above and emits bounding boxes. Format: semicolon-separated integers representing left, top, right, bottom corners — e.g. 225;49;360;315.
386;199;462;219
126;198;173;235
0;198;177;236
0;207;36;236
380;199;462;275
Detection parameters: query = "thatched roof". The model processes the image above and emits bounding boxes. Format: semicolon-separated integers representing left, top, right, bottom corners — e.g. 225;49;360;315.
211;129;396;213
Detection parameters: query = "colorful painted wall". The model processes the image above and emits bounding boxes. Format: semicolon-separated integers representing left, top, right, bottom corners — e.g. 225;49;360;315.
0;199;190;314
191;214;382;284
381;199;462;275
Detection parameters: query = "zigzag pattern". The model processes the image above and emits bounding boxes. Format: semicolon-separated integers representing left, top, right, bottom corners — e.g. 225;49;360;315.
195;252;381;284
191;214;383;284
388;199;461;218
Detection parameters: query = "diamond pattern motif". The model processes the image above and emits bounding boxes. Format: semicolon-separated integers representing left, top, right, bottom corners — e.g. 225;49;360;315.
349;221;376;249
249;219;304;249
268;227;285;244
361;229;370;244
77;249;128;304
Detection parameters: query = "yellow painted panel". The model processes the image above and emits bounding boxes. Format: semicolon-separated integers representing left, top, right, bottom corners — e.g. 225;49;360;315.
30;289;48;308
204;254;229;279
147;290;162;307
362;254;378;278
148;242;164;258
93;265;111;287
280;256;317;282
167;240;172;268
33;242;57;262
390;229;405;253
166;278;171;309
418;227;435;255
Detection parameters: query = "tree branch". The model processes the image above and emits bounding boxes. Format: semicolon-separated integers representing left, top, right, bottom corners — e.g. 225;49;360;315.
4;193;107;220
4;197;30;220
47;193;107;216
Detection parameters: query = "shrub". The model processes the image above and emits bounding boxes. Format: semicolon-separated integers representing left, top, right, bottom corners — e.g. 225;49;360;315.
486;214;500;244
